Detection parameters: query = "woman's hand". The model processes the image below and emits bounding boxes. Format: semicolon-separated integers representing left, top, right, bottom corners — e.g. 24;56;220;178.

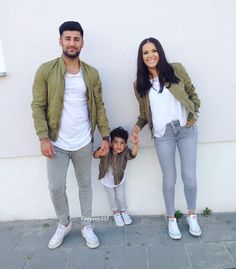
186;118;195;127
130;131;139;144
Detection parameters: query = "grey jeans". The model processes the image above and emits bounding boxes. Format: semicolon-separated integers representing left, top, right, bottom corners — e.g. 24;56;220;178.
104;182;127;212
47;142;92;226
154;120;198;216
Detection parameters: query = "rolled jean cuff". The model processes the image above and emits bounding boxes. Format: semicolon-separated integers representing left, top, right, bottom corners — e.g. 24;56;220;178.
60;217;70;226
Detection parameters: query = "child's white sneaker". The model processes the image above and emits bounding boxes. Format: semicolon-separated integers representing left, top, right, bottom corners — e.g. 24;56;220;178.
113;213;124;227
121;211;132;225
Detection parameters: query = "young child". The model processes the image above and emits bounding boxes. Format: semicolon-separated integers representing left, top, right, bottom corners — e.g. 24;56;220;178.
93;127;138;227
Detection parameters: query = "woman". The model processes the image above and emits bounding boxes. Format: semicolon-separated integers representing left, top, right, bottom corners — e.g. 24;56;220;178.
130;37;201;240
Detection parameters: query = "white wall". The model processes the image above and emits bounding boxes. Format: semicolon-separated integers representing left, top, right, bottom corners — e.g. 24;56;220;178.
0;0;236;220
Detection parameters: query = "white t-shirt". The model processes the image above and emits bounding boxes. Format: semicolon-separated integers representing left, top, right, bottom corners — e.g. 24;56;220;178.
149;78;187;137
53;70;92;150
101;167;125;188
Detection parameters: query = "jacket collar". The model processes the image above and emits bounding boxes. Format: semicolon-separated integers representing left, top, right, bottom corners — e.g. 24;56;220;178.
59;56;86;74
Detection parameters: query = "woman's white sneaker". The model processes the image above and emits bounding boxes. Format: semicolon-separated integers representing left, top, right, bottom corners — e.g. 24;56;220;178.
121;212;132;225
187;215;202;236
168;218;182;240
113;213;124;227
81;225;99;248
48;221;72;249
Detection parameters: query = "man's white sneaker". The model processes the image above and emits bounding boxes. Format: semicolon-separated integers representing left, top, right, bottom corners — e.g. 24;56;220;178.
81;225;99;248
113;213;124;227
187;215;202;236
168;218;182;240
48;221;72;249
121;212;132;225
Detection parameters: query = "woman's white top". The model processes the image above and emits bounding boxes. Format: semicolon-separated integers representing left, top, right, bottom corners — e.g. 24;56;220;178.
101;167;125;188
52;70;92;150
149;77;187;137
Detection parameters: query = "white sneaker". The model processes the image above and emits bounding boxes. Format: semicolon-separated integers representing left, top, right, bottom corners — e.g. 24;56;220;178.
81;225;99;248
121;212;132;225
48;221;72;249
187;215;202;236
113;213;124;227
168;218;182;240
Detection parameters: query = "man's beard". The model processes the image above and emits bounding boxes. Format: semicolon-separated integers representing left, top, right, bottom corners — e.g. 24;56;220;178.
63;49;80;59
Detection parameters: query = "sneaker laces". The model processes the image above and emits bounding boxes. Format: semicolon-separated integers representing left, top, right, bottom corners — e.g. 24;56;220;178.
82;224;95;240
189;215;200;228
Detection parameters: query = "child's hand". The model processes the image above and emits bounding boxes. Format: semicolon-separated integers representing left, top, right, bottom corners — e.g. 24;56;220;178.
97;148;104;157
99;140;110;156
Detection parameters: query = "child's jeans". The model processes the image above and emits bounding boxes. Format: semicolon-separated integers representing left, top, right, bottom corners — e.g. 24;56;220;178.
104;182;127;212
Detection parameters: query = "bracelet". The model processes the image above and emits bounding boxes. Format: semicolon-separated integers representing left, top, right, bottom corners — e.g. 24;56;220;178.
194;112;199;119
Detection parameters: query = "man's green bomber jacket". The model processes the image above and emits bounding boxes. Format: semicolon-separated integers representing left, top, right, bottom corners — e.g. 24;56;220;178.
134;62;201;132
31;57;109;141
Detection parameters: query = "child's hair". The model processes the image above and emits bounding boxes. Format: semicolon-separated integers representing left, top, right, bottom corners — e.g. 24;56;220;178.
110;127;129;143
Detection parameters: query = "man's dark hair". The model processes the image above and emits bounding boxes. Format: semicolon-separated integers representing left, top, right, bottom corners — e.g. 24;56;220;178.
110;127;129;143
59;21;84;37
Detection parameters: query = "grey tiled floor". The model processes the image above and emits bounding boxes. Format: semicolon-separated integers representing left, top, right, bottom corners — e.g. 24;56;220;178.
0;213;236;269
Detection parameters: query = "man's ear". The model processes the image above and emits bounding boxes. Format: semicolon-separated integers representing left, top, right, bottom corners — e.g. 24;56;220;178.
59;37;62;47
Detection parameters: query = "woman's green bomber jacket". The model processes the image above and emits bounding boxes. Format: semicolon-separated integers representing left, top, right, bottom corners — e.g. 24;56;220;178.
134;62;201;132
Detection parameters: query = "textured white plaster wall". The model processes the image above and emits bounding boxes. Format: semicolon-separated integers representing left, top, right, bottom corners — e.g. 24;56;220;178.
0;0;235;220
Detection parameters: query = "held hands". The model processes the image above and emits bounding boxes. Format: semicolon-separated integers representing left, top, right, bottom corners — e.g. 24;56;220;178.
99;140;110;156
40;138;55;159
93;140;110;159
130;132;139;157
130;125;140;145
130;131;139;145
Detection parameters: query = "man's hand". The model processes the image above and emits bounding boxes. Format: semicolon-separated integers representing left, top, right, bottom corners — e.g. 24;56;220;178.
40;138;55;159
99;140;110;156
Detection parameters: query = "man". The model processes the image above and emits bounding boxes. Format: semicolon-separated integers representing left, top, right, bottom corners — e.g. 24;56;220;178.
31;21;110;249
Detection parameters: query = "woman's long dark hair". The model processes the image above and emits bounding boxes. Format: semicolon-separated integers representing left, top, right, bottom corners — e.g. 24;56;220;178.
136;37;179;97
